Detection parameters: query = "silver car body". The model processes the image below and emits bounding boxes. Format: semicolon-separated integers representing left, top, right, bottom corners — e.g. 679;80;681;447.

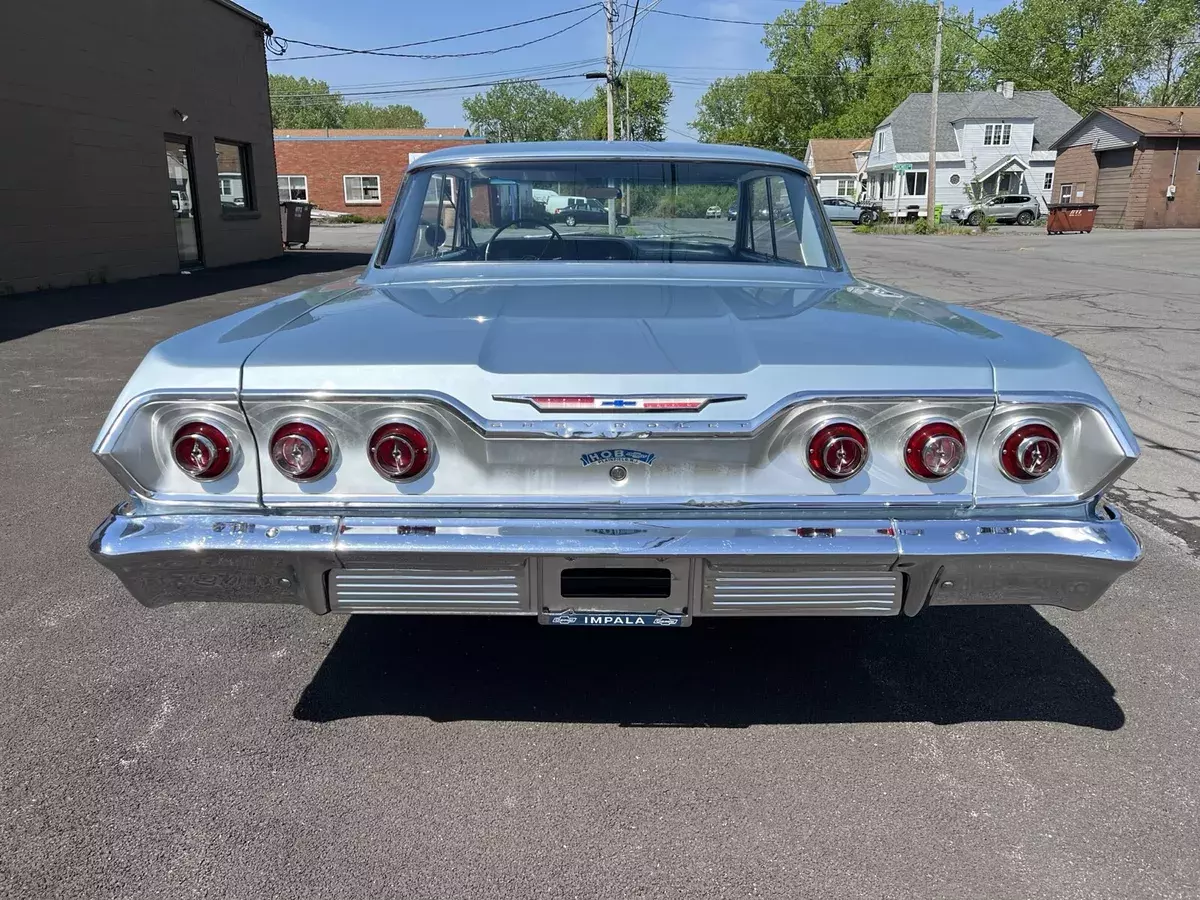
90;142;1140;624
951;194;1040;224
821;197;870;223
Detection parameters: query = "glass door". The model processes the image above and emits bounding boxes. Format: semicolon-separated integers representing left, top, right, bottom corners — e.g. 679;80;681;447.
164;137;202;268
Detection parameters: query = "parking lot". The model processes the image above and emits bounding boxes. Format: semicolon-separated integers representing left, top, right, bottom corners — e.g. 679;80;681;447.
2;227;1198;899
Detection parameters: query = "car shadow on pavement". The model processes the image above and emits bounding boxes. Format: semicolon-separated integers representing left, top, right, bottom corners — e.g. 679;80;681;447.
294;607;1123;730
1;251;371;344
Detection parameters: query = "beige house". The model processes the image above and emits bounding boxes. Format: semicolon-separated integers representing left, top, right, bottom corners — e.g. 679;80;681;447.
803;139;872;200
1;0;282;295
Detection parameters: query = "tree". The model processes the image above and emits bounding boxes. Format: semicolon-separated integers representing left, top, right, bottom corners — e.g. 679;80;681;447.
462;81;587;141
269;74;344;130
979;0;1147;111
341;102;427;129
691;0;981;154
1141;0;1200;105
269;74;428;130
577;70;674;141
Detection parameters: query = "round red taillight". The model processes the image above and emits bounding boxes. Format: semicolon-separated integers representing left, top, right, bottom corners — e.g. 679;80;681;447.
369;423;431;481
270;421;333;481
807;422;868;481
904;421;966;481
1000;423;1061;481
171;421;233;480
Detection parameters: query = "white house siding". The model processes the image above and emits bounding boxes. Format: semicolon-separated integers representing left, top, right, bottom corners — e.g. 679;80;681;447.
956;119;1036;179
865;126;897;170
814;173;859;199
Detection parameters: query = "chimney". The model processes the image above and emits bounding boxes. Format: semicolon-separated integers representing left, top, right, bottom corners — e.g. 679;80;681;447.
995;80;1015;99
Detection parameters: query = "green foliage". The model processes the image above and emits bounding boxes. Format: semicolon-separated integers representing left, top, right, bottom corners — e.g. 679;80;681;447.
329;214;388;224
340;102;426;129
576;70;674;141
692;0;1200;154
462;80;586;141
269;74;426;130
462;72;673;143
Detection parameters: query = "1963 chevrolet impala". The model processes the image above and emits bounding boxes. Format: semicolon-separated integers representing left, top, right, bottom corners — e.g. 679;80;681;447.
89;142;1141;626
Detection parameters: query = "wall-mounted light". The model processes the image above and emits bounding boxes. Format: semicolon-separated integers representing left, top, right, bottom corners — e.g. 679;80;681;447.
173;108;189;123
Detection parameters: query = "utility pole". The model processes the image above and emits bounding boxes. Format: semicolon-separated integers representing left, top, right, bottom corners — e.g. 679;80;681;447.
605;0;617;232
624;80;631;140
926;0;944;225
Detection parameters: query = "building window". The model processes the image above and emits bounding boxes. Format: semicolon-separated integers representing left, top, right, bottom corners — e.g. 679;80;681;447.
836;178;856;197
983;123;1012;146
1059;183;1073;204
904;170;928;196
876;131;884;152
949;173;961;185
278;175;308;201
215;140;253;210
344;175;381;204
1044;172;1054;190
882;172;895;198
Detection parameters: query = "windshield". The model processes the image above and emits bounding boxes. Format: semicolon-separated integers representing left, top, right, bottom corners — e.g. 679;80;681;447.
381;159;837;269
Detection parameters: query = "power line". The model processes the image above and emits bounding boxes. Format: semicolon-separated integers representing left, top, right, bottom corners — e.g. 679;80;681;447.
269;73;595;106
647;8;932;28
272;59;604;96
618;0;640;75
269;7;602;62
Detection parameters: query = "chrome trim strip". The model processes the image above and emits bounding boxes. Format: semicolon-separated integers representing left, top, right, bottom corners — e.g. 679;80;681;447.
493;393;746;413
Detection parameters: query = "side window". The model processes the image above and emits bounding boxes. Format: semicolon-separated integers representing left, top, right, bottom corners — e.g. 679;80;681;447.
410;173;464;261
743;174;830;268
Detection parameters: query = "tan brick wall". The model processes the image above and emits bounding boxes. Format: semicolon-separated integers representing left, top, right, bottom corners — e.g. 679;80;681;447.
1051;145;1099;204
272;138;485;215
1;0;281;295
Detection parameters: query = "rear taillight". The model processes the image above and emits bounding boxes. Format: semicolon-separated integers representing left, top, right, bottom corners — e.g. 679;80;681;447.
1000;423;1060;481
171;421;234;480
270;421;334;481
369;422;431;480
807;422;868;481
904;422;966;480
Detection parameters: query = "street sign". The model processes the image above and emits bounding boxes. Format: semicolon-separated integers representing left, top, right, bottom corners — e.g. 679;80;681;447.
892;162;913;172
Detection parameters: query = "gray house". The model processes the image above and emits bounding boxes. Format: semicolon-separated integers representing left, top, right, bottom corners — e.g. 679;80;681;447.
863;84;1081;218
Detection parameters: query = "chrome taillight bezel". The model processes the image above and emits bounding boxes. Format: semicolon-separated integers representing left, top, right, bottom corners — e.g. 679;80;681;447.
170;419;236;481
998;421;1061;482
368;421;433;481
269;419;336;482
805;419;869;482
902;420;967;482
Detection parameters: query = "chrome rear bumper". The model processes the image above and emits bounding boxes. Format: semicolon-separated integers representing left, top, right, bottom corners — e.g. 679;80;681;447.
89;507;1142;618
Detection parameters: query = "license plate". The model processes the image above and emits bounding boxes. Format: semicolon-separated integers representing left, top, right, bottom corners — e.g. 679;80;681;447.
546;609;683;627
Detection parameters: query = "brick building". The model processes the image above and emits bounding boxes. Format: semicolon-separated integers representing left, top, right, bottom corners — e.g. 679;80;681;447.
272;129;485;215
2;0;282;294
1051;107;1200;228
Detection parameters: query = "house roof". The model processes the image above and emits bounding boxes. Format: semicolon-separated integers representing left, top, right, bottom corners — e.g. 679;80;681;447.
878;90;1081;152
273;128;474;139
805;138;871;174
1095;107;1200;137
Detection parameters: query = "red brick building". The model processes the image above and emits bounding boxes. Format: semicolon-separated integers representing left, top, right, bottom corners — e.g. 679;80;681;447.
1051;107;1200;228
272;128;485;215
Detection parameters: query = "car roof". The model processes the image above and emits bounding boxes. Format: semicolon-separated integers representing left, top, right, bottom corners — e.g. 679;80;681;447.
406;141;809;173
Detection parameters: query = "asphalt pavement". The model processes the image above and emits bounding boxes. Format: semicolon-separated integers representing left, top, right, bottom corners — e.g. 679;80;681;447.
2;227;1198;899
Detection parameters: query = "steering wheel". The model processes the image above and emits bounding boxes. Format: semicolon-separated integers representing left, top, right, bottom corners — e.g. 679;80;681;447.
484;218;564;261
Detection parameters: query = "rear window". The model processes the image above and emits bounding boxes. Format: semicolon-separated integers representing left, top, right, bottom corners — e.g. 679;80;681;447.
383;159;838;270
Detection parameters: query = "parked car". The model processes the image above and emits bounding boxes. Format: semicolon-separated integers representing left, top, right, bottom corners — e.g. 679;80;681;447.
951;194;1040;226
546;195;629;227
726;203;737;220
821;196;877;225
90;142;1141;628
706;205;723;218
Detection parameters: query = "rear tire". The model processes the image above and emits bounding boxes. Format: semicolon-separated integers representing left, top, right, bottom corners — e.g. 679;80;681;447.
1016;210;1034;226
565;215;576;226
967;210;983;226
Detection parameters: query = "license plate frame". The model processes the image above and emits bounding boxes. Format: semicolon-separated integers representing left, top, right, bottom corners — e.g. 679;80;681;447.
543;608;685;627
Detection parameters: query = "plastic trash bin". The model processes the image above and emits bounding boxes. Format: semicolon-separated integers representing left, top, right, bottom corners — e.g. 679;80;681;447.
1046;203;1098;235
280;201;312;248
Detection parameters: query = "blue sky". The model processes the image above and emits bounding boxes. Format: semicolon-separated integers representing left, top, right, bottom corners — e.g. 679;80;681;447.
255;0;1010;138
